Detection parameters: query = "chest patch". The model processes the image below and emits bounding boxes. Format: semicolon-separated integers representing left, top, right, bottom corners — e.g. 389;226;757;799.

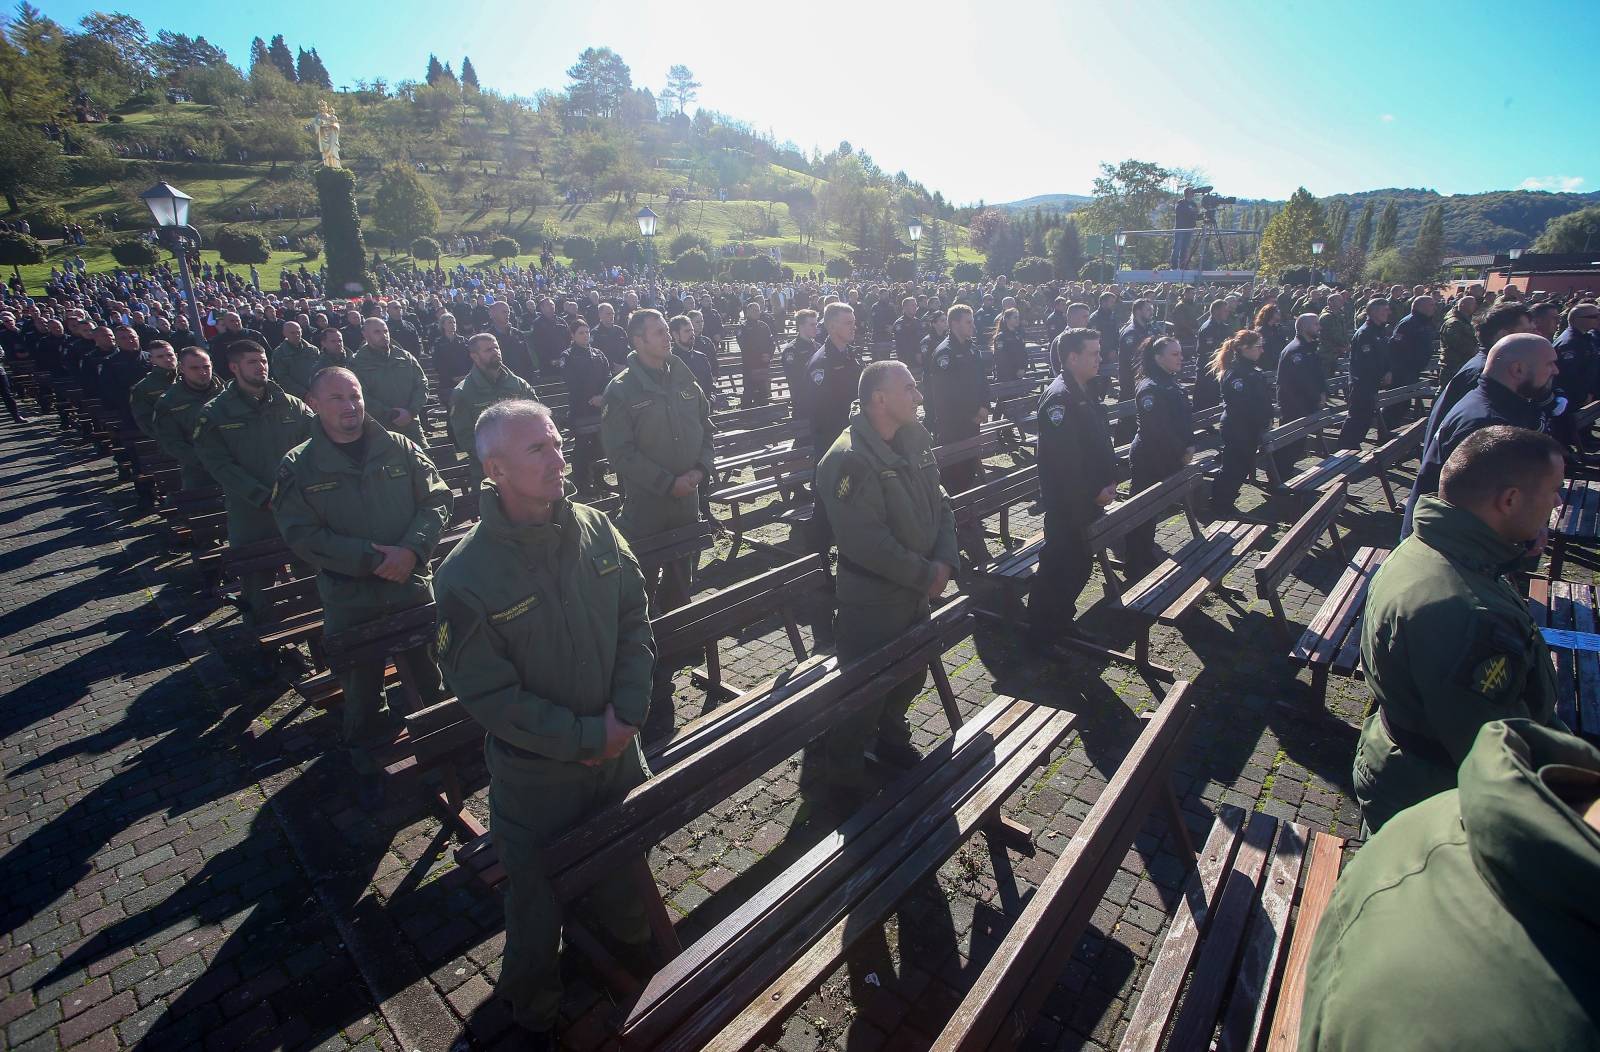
680;389;695;399
384;464;408;479
591;549;619;576
304;481;339;493
490;594;540;624
219;422;245;431
631;399;653;411
936;355;951;369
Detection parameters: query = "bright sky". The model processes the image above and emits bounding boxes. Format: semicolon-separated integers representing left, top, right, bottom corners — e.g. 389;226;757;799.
42;0;1600;204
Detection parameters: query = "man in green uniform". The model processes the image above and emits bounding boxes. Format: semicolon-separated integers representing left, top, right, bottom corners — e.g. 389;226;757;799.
269;321;321;400
128;340;176;438
1437;294;1479;377
1316;291;1351;376
1356;425;1566;832
152;346;224;490
272;367;452;758
599;308;714;613
193;340;315;634
447;332;536;482
351;316;429;446
433;400;655;1050
815;360;959;791
1300;719;1600;1052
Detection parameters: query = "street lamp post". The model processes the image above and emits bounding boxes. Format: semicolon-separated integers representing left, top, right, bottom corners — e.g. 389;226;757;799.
1506;247;1523;293
636;206;659;271
908;218;923;283
1311;240;1325;283
1114;232;1127;278
139;180;207;347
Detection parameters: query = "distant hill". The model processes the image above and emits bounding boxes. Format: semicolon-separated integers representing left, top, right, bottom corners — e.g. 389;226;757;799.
997;186;1600;254
993;193;1092;214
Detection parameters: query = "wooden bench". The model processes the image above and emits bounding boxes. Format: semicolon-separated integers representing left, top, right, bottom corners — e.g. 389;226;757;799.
1373;381;1433;440
1526;577;1600;741
1254;482;1348;640
1547;478;1600;580
1115;808;1346;1052
455;598;980;984
928;680;1199;1051
1289;546;1389;705
625;684;1079;1051
952;463;1040;555
1353;416;1427;513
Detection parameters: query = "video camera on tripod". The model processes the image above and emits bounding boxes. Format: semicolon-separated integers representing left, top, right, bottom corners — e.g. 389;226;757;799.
1188;186;1237;223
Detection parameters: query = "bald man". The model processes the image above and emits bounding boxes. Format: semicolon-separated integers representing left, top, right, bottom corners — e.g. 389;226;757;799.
1403;332;1558;535
272;366;452;765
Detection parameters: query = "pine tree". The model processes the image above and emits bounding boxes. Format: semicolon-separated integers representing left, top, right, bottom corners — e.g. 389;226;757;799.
295;48;315;86
303;48;332;89
921;218;949;278
1047;219;1083;281
425;54;447;86
1374;201;1399;252
1406;204;1446;285
1257;187;1329;278
1354;200;1375;252
249;37;269;76
441;61;457;85
267;34;296;81
461;56;479;92
1326;200;1350;253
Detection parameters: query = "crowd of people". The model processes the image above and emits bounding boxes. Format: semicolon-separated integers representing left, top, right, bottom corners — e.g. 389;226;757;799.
3;246;1600;1050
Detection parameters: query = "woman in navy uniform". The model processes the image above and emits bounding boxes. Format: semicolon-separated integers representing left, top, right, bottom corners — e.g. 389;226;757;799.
991;307;1029;383
1210;329;1273;517
1127;335;1193;575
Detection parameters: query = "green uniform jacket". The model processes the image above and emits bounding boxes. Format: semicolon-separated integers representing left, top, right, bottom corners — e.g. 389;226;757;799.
599;351;714;538
129;367;174;438
271;416;453;614
1317;308;1350;373
433;486;655;766
270;339;323;400
817;409;959;611
1437;307;1478;376
151;376;225;488
447;364;537;473
193;381;315;541
1356;496;1561;832
1302;719;1600;1052
351;343;429;445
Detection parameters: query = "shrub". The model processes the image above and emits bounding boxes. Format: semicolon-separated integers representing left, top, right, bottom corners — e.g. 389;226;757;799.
824;257;852;279
562;235;597;268
213;226;272;265
488;236;519;260
316;165;372;294
727;255;784;280
670;247;712;279
1077;259;1115;281
22;205;70;239
0;231;46;272
298;235;323;260
952;261;983;282
1012;256;1054;283
411;236;441;261
110;238;161;267
668;231;711;258
885;255;915;280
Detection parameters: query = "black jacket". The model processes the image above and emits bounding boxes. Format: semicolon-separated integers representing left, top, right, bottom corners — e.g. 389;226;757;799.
562;344;613;425
1553;327;1598;410
1388;312;1436;385
1220;362;1273;437
1349;321;1391;392
1131;368;1193;472
1037;372;1115;524
1405;375;1551;534
925;336;990;439
804;340;861;454
1276;337;1325;421
893;315;923;366
993;328;1029;382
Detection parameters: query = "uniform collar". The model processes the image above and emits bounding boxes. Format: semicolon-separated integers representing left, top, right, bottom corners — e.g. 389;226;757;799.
1410;496;1526;576
307;415;397;474
478;481;576;552
626;350;680;392
848;409;917;467
1476;375;1543;423
1457;720;1600;933
469;363;510;387
227;379;288;408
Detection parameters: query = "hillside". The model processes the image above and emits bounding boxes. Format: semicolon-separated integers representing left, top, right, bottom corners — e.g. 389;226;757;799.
994;193;1092;214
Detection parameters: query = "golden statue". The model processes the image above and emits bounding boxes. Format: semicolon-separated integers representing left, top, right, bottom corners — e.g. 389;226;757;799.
310;101;341;168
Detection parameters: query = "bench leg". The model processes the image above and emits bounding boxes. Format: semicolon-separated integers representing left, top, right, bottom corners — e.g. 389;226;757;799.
983;815;1035;855
1132;626;1177;681
564;921;643;997
1310;666;1330;707
781;607;809;662
1377;471;1399;513
438;765;487;840
726;503;745;560
631;856;682;959
1162;782;1198;866
928;661;964;731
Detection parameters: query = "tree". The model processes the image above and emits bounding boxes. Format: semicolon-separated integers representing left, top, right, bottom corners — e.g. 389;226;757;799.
1406;204;1446;285
267;34;296;82
1533;205;1600;253
920;218;949;278
460;56;479;92
0;119;64;212
1325;199;1350;254
110;237;160;267
0;229;44;277
1373;200;1399;252
1353;199;1375;252
1046;220;1083;283
1013;256;1053;283
661;64;699;115
296;47;331;89
78;12;151;86
1362;246;1408;284
487;235;519;260
425;53;456;86
150;31;226;77
214;226;272;265
670;247;712;279
248;36;269;75
565;47;631;120
372;165;441;247
825;257;852;279
1077;159;1173;236
0;6;67;119
952;261;983;282
316;166;371;294
1256;187;1329;279
411;236;441;261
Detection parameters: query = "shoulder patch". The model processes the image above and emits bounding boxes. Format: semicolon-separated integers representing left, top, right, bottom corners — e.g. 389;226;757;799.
435;618;451;657
936;354;951;369
1471;653;1513;697
833;472;854;502
1231;378;1245;391
811;369;826;386
631;399;653;411
1047;405;1066;427
1140;395;1155;410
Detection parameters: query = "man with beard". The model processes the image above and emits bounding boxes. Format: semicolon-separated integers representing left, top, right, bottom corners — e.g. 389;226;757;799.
1403;333;1558;536
1335;298;1393;450
483;300;537;384
152;346;225;490
449;333;537;483
127;340;176;437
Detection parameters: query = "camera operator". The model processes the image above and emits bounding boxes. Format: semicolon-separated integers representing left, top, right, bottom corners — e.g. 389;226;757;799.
1171;188;1201;270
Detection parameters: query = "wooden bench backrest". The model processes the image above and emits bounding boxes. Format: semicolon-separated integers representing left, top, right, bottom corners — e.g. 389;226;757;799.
651;554;826;661
933;432;1012;470
951;464;1039;528
1087;463;1204;550
1368;415;1426;469
930;681;1199;1051
1255;482;1347;599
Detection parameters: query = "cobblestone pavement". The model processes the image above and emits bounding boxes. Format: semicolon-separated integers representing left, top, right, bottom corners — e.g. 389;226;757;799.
2;411;1431;1052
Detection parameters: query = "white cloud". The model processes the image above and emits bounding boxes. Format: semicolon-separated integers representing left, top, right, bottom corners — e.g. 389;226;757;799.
1379;114;1395;123
1518;175;1586;192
